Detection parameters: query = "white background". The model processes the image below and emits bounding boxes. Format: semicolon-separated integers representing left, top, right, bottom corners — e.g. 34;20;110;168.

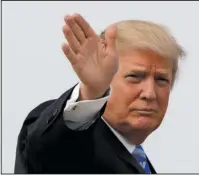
2;1;199;173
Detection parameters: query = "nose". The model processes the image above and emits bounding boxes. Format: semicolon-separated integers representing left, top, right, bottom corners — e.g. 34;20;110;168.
140;78;157;101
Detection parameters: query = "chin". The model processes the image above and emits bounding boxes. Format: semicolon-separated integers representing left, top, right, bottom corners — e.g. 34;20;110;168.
116;116;161;133
116;117;162;144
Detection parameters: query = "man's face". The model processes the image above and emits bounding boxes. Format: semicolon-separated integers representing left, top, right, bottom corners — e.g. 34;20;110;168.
104;49;173;143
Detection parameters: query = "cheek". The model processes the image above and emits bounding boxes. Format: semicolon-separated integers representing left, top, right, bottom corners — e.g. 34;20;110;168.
157;88;170;114
110;77;138;112
110;83;142;122
112;76;139;102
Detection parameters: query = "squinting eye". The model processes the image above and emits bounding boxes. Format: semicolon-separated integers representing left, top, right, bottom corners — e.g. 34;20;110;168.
156;77;170;84
129;74;139;78
125;74;144;83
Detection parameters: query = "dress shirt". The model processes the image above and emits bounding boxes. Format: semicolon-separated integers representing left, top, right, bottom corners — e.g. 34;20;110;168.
63;83;136;153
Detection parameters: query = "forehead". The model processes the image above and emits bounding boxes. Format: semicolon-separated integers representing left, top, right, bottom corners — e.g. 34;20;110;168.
119;49;173;74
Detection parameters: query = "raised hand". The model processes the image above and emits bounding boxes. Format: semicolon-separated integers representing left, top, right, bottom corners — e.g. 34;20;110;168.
62;14;118;100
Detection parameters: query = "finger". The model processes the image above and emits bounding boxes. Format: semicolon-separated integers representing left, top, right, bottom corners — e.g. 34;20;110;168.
62;43;77;65
62;24;81;53
73;13;96;38
105;25;117;53
64;15;86;44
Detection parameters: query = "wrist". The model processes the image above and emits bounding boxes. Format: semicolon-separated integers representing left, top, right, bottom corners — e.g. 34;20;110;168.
78;84;109;101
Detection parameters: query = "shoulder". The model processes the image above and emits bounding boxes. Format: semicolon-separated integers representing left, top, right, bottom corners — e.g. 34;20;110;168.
22;100;56;127
23;83;78;126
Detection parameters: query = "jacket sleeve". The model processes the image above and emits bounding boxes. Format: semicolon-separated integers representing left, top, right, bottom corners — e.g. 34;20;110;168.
14;100;56;173
14;85;76;173
14;84;107;173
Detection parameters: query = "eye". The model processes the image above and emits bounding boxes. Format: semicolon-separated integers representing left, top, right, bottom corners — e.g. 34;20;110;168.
155;76;170;85
128;74;144;78
125;74;144;83
129;74;140;78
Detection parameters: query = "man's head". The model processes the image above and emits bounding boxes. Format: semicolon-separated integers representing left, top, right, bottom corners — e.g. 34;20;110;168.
101;20;185;144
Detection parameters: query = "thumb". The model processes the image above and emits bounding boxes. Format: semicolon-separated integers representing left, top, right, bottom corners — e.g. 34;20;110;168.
105;25;117;52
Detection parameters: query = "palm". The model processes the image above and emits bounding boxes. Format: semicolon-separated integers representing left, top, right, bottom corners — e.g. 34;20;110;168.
74;35;117;90
62;14;118;97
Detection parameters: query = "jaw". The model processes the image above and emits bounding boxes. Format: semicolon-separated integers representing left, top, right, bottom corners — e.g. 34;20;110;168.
103;100;164;145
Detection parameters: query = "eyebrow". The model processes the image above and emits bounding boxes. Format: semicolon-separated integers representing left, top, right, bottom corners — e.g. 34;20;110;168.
155;72;170;78
126;68;170;78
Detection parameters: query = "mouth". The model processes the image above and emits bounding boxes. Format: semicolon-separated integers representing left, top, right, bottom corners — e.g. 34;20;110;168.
131;108;157;116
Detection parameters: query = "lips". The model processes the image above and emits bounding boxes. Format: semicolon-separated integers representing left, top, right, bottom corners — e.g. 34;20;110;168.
135;110;155;115
131;108;157;116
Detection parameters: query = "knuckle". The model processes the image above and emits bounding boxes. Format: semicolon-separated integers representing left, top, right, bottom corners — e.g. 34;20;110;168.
74;46;81;53
76;53;84;60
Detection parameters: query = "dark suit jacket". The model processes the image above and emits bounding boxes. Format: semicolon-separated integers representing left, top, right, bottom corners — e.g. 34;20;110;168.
14;85;157;174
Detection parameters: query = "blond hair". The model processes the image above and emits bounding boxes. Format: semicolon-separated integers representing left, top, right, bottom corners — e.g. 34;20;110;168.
100;20;186;85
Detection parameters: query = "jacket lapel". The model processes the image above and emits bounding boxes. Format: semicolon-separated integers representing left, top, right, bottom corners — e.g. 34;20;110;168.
95;114;146;174
147;157;157;174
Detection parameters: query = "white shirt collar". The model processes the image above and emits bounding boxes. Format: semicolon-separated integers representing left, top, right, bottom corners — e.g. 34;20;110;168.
102;117;136;154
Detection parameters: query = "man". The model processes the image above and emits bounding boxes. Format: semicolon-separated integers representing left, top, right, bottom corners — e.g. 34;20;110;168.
14;13;185;174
